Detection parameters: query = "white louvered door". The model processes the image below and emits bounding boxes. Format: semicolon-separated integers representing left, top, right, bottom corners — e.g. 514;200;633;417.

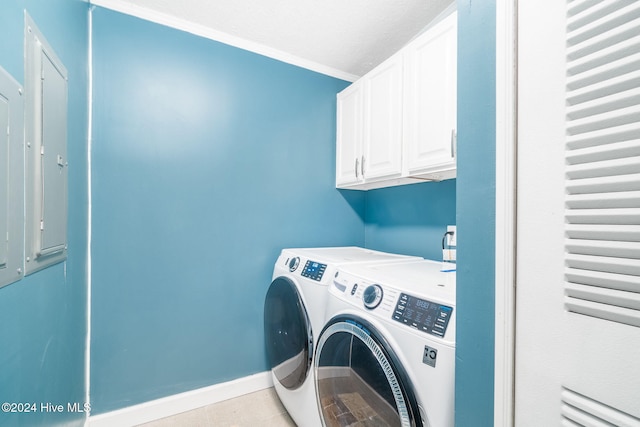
516;0;640;425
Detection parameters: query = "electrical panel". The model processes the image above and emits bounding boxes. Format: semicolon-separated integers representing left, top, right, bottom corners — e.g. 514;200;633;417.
0;67;24;288
24;14;68;275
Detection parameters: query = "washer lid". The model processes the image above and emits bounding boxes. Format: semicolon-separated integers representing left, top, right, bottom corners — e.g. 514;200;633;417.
282;247;420;265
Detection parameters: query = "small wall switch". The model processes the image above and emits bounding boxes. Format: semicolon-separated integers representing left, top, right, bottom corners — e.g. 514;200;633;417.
447;225;457;247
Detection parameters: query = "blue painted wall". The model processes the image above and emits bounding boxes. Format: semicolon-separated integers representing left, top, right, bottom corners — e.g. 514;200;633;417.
0;1;486;421
89;7;362;414
364;180;456;260
0;1;89;426
455;0;496;426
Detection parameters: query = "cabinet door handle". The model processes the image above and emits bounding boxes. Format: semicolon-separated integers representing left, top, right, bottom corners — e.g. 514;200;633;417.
450;129;457;158
355;158;359;178
361;155;365;177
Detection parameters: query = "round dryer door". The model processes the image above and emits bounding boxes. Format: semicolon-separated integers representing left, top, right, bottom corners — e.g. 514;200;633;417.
264;276;313;390
315;316;422;427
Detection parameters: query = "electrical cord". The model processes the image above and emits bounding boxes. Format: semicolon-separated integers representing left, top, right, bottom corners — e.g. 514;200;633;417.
442;231;454;249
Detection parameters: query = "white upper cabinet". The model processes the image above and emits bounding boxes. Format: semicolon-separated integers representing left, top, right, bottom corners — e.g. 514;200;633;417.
404;11;457;180
336;81;364;187
363;53;403;182
336;53;403;187
336;10;457;190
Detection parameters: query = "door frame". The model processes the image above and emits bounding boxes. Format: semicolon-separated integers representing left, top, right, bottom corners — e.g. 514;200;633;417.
494;0;517;426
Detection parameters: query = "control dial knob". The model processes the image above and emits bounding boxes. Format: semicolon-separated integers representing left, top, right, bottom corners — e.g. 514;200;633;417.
363;284;383;310
288;257;300;272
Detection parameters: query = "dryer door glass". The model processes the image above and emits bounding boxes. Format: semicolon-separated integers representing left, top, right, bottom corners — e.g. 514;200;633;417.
264;276;313;390
315;317;421;427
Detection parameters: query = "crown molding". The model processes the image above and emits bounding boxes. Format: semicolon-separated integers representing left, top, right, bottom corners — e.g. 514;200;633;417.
89;0;359;82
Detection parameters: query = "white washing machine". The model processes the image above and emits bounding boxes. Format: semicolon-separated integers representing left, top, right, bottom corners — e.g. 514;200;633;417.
315;259;456;427
264;247;421;427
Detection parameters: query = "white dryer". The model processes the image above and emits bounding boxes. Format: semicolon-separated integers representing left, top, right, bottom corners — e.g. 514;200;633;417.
315;259;456;427
264;247;421;427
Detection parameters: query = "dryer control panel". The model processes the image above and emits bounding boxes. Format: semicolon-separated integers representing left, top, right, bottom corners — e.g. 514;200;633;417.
393;293;452;338
301;260;327;281
278;253;330;283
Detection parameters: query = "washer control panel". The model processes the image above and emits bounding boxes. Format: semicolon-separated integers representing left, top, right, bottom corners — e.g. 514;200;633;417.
301;260;327;281
393;293;452;338
332;270;455;342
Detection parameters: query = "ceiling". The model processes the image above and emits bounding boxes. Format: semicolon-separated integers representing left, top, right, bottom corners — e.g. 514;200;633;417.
90;0;454;81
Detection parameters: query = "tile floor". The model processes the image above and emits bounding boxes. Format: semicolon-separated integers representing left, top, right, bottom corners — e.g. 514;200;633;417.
137;388;296;427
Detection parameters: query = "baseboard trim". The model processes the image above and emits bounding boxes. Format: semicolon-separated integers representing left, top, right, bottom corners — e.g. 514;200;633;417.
87;371;273;427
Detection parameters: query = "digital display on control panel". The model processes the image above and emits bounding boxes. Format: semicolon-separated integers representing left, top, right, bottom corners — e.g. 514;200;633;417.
301;260;327;281
393;293;453;338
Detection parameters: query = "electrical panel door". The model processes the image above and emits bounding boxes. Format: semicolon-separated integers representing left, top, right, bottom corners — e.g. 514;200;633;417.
39;52;68;257
0;67;24;288
25;14;68;275
0;93;8;271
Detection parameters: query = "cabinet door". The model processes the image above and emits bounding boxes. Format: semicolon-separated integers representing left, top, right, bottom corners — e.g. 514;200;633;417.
363;54;403;181
404;12;457;176
336;82;363;187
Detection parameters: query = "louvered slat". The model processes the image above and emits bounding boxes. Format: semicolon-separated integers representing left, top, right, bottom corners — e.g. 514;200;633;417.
566;282;640;311
565;0;640;329
561;388;640;427
567;122;640;150
566;173;640;194
562;403;621;426
566;224;640;241
566;86;640;121
566;297;640;327
566;239;640;258
568;0;605;19
566;253;640;276
566;104;640;136
566;208;640;224
566;190;640;209
560;419;583;427
567;1;640;49
567;64;640;105
568;0;638;34
566;156;640;179
566;267;640;293
567;51;640;92
568;7;640;63
567;33;640;77
566;140;640;165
